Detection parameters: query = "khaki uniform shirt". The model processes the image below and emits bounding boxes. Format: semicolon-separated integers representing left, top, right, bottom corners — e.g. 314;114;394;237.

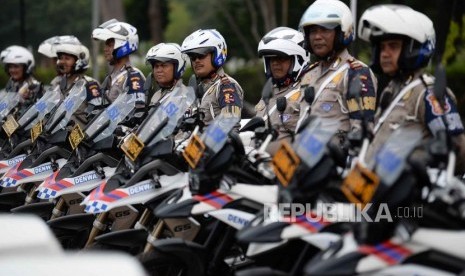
104;63;145;104
199;68;244;126
300;49;377;139
255;82;302;139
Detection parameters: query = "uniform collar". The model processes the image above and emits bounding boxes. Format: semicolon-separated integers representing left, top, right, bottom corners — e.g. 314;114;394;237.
112;62;132;74
161;79;183;92
318;49;351;76
205;67;225;83
274;80;300;95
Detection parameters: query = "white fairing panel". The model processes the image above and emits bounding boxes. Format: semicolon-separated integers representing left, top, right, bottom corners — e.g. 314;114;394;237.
0;215;62;256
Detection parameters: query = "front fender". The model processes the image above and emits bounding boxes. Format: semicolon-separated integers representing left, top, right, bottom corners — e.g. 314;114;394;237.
47;213;95;232
10;201;54;221
47;213;96;249
0;191;26;211
94;228;148;253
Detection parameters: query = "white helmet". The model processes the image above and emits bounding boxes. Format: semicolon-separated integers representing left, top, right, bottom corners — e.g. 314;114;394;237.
92;19;139;59
55;42;90;72
1;45;25;64
2;45;35;74
38;35;81;58
299;0;354;53
146;43;187;79
358;5;435;72
258;27;310;86
181;29;227;68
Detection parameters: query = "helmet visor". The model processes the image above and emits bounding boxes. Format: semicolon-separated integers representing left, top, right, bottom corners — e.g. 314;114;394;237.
184;47;214;55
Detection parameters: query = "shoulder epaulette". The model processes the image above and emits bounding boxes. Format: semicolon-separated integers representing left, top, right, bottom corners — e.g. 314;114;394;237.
421;74;435;86
347;58;364;70
83;75;96;83
308;61;319;71
220;74;231;85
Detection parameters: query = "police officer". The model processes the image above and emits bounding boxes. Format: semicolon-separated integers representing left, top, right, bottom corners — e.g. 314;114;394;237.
54;41;102;127
1;46;23;91
1;45;43;113
298;0;377;150
181;29;244;125
255;27;310;140
38;35;81;89
92;19;145;105
359;5;465;173
146;43;187;106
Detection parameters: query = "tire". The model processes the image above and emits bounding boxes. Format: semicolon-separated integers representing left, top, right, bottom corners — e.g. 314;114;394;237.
138;250;188;276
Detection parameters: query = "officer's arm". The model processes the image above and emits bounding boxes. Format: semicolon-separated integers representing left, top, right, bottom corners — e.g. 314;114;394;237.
346;66;377;132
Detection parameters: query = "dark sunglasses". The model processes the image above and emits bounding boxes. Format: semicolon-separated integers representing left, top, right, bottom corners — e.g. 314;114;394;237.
189;53;208;61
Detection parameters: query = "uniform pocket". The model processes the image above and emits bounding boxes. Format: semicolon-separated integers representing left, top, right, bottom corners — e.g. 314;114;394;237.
317;90;339;113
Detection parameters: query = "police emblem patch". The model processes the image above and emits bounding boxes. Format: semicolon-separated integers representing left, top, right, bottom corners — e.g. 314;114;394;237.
280;113;291;123
321;103;333;112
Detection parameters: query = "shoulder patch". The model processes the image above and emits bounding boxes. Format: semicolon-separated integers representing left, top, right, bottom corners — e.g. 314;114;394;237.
424;89;464;135
86;81;101;98
218;80;241;108
425;92;451;116
125;70;145;95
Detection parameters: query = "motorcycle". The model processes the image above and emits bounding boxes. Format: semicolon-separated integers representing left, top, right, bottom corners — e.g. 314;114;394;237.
30;90;144;249
136;112;289;276
235;77;381;276
235;117;351;276
75;84;196;251
0;88;50;168
0;86;64;211
297;64;465;276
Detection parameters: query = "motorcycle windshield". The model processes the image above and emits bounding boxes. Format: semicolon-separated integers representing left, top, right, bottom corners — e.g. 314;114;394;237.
201;113;240;154
137;85;195;147
294;118;340;168
0;90;6;101
85;92;137;143
17;86;62;130
0;92;20;121
374;127;423;186
44;79;87;134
